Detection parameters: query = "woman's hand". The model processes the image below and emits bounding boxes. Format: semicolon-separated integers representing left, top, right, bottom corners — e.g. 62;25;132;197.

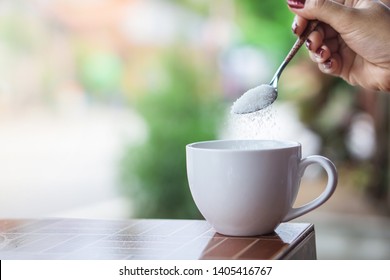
287;0;390;91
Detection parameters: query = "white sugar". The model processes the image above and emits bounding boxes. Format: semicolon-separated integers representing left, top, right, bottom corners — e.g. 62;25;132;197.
231;84;277;114
222;104;279;140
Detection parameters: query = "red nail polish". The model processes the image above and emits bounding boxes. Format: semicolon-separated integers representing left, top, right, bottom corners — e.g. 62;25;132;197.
287;0;306;9
316;47;325;58
324;59;332;69
305;39;312;50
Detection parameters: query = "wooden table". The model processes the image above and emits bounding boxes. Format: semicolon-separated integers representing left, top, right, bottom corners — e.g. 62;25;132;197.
0;219;316;260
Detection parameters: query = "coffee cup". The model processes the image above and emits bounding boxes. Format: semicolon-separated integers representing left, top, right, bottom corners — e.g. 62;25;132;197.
186;139;337;236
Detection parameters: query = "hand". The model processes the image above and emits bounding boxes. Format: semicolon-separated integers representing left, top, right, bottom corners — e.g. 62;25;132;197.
287;0;390;91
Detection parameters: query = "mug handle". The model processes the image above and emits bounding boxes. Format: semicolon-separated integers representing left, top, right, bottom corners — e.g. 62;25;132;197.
282;155;338;222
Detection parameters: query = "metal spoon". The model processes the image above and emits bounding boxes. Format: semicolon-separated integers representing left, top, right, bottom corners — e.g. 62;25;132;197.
231;20;319;114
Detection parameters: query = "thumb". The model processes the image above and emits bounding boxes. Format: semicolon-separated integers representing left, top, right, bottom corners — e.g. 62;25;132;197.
288;0;356;28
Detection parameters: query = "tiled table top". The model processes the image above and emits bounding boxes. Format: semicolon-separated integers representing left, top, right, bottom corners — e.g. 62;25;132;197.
0;219;316;260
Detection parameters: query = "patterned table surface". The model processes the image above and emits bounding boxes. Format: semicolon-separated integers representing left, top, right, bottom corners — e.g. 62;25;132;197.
0;218;315;260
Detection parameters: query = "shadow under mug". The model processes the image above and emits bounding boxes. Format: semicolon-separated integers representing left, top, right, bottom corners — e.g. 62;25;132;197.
186;139;338;236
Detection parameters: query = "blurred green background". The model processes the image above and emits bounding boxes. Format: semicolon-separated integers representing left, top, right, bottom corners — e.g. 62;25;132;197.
0;0;389;259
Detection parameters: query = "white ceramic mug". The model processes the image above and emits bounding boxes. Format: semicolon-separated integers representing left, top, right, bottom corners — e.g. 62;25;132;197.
186;139;337;236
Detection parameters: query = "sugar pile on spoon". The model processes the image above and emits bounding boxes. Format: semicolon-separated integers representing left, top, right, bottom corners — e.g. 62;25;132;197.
230;84;277;114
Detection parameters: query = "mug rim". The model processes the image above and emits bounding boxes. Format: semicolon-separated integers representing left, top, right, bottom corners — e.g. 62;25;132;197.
186;139;300;152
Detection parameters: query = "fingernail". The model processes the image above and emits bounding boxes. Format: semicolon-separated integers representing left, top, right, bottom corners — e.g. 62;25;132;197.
287;0;306;9
305;39;312;50
323;59;332;69
292;22;298;34
315;47;325;58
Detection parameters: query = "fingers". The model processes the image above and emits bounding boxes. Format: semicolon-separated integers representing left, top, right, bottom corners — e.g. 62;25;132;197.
305;25;337;59
302;24;342;76
306;40;342;76
291;15;308;36
308;44;331;63
318;53;342;77
288;1;350;80
288;0;353;29
293;16;338;38
293;16;341;73
306;28;324;52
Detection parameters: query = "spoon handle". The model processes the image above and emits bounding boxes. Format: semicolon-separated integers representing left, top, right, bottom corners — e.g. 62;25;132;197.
285;20;319;62
270;20;319;87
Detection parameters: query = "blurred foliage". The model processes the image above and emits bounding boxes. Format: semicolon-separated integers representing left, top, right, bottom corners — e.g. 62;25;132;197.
77;48;124;98
234;0;295;57
173;0;296;57
120;50;224;218
170;0;210;15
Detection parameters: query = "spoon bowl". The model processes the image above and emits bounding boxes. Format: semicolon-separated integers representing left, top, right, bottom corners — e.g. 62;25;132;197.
231;20;319;114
